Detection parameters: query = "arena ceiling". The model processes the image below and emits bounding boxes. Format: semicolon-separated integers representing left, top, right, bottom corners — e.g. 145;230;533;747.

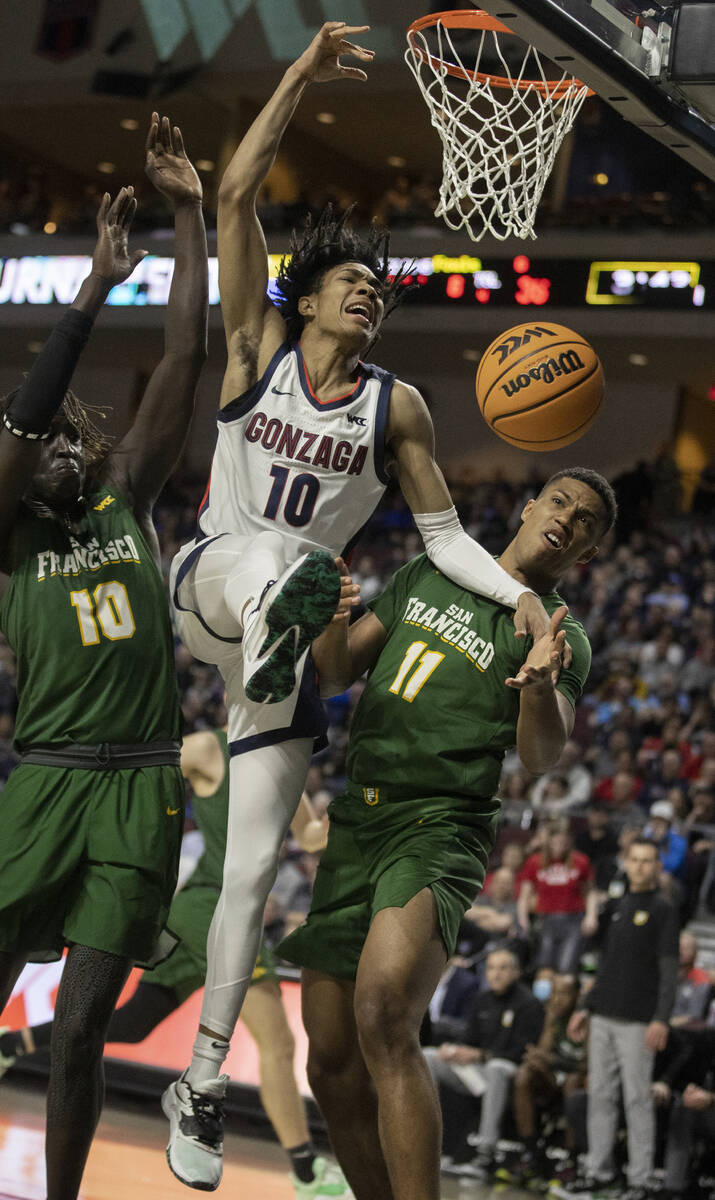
0;1;450;201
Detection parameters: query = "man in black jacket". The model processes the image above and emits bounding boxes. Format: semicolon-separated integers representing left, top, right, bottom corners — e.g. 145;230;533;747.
424;946;544;1176
565;837;679;1200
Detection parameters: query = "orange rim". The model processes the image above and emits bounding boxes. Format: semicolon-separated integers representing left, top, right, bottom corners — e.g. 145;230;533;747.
406;9;593;97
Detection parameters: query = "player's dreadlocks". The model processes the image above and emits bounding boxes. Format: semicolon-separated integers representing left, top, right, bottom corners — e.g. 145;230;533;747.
275;205;413;344
0;385;110;477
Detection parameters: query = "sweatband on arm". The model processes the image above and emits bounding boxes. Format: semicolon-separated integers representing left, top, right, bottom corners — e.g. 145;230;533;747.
412;506;534;610
3;308;94;440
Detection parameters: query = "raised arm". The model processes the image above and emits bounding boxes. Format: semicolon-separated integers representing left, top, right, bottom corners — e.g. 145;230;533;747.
0;189;145;565
509;606;574;773
387;381;553;642
105;115;207;521
217;21;374;408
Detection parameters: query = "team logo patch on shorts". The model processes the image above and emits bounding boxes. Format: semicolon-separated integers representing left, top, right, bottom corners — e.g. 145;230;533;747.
363;787;380;806
633;910;649;925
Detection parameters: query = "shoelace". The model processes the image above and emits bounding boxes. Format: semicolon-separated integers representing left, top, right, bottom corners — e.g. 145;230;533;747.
186;1085;225;1147
247;578;277;626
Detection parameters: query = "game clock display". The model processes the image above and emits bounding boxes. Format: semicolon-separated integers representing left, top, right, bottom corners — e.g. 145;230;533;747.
390;255;713;310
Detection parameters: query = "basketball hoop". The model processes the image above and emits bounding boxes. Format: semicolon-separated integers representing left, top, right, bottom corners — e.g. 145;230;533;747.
405;10;593;241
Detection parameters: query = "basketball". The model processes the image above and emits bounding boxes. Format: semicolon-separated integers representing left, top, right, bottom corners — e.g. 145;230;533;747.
475;322;604;451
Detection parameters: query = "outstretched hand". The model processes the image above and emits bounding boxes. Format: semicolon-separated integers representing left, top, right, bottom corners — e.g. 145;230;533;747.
506;604;569;691
145;112;202;207
330;556;361;624
91;187;147;286
513;591;573;669
293;21;374;84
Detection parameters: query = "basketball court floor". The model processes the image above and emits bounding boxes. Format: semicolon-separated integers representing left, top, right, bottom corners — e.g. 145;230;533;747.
0;1078;528;1200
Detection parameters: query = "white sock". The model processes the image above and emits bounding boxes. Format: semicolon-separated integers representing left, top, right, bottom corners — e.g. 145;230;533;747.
186;1031;230;1087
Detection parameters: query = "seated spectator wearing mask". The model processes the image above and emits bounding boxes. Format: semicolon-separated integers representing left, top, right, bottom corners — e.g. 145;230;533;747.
424;947;544;1179
498;974;586;1188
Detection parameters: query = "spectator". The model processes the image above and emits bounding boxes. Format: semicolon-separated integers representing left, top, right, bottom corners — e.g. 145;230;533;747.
426;959;482;1046
424;947;544;1178
530;741;593;815
565;837;679;1199
596;768;646;829
574;802;619;892
502;974;586;1188
517;821;599;974
646;800;688;882
464;867;518;938
670;931;711;1026
660;1028;715;1200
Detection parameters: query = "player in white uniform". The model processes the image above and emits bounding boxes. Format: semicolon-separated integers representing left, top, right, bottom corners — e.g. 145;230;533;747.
163;21;553;1191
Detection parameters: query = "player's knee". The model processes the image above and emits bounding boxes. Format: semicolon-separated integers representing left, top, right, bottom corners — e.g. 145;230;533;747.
354;980;416;1062
222;849;277;906
259;1021;295;1066
53;1009;106;1066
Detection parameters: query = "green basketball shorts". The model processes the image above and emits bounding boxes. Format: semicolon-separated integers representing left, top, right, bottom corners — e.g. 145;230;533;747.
146;882;278;1004
278;784;499;980
0;762;184;966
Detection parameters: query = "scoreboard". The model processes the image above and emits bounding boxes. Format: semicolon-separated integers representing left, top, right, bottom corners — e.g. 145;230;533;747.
0;251;711;310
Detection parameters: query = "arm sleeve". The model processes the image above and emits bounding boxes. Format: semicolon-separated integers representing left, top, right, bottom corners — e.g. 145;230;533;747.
5;309;94;438
412;506;534;609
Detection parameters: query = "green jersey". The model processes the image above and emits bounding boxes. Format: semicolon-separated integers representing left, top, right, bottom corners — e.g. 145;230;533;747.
0;485;181;748
347;554;591;804
188;730;229;890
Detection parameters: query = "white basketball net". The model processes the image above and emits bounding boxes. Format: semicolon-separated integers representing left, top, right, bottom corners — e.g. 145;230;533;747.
405;16;591;241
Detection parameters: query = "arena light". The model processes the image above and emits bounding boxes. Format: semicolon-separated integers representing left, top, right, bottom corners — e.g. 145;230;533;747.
120;118;139;131
316;112;336;124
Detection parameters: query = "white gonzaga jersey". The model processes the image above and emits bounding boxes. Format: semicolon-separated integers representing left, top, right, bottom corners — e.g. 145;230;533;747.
198;342;395;561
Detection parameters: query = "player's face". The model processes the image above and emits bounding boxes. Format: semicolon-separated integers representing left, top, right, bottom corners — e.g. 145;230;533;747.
302;262;385;346
31;414;86;503
518;479;605;577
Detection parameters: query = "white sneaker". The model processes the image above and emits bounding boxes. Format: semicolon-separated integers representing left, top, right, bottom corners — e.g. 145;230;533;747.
242;551;341;705
162;1068;228;1191
292;1156;353;1197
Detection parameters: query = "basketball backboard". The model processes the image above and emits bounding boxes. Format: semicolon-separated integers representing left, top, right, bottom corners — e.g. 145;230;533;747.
472;0;715;181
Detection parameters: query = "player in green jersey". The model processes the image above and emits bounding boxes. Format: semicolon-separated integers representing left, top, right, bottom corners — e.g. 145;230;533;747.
0;115;207;1200
0;728;351;1199
279;467;617;1200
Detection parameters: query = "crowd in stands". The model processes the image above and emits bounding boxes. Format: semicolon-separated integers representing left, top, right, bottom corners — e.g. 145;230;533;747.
2;98;714;238
0;451;713;1195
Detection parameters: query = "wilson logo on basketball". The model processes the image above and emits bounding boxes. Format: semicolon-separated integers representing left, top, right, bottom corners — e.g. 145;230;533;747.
491;326;557;365
500;350;586;399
